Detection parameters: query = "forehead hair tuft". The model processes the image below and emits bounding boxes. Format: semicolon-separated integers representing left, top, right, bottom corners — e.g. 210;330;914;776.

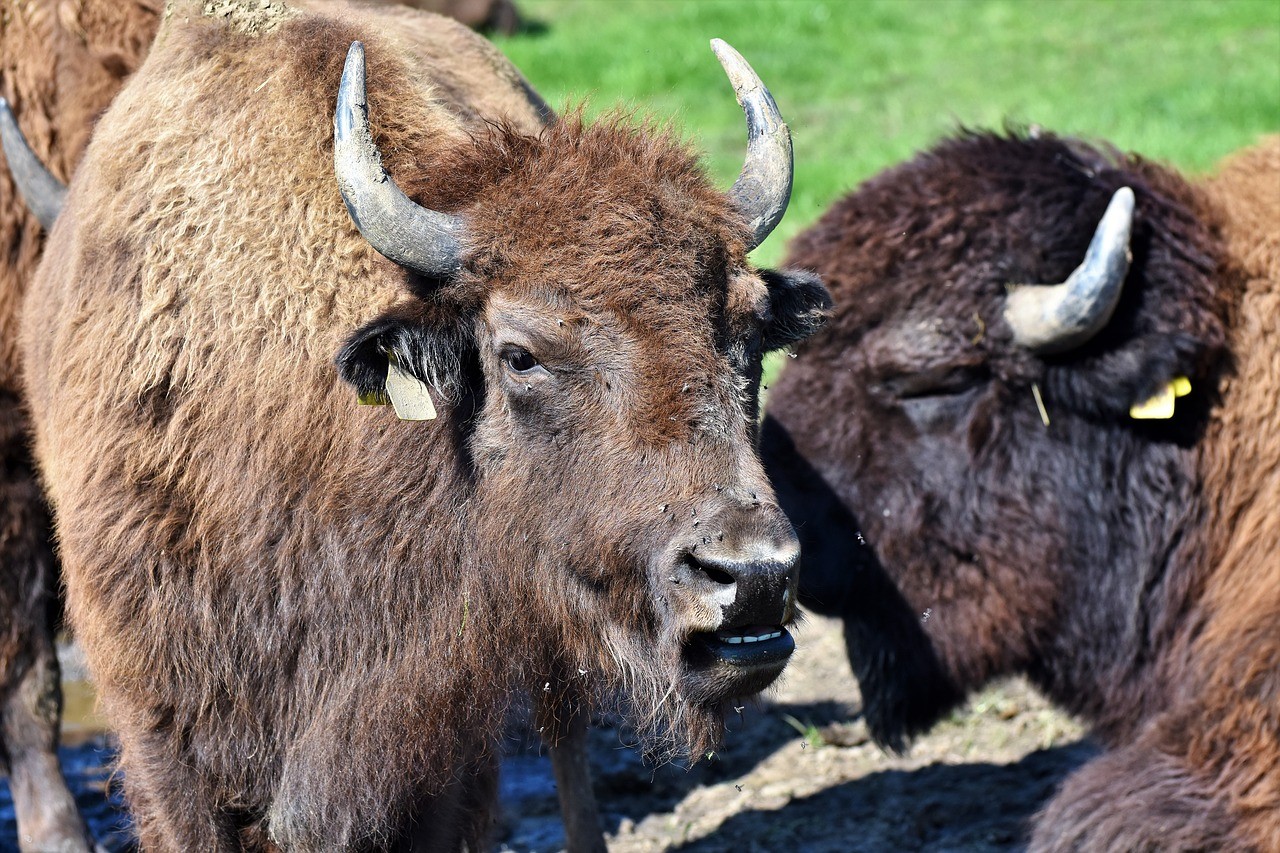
399;109;749;308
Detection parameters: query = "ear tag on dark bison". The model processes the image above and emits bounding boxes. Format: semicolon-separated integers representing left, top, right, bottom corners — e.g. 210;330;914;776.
384;356;438;421
1130;375;1191;420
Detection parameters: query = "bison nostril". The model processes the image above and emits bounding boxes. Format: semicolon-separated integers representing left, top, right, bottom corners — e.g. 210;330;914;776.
699;561;736;586
680;552;736;587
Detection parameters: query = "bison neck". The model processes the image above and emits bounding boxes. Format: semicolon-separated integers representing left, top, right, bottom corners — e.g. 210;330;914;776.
1022;426;1208;744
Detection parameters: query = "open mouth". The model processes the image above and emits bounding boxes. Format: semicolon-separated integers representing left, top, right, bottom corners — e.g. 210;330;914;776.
691;625;795;669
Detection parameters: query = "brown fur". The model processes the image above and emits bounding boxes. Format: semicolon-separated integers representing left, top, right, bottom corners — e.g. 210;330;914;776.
21;1;823;848
0;2;159;849
1;0;162;387
407;0;521;35
1;0;535;848
763;133;1279;850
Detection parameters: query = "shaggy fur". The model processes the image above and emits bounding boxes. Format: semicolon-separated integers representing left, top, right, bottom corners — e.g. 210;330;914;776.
22;1;826;849
0;1;531;848
762;131;1279;850
0;2;159;849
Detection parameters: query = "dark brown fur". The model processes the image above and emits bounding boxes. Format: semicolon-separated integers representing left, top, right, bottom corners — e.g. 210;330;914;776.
21;1;826;848
762;132;1279;850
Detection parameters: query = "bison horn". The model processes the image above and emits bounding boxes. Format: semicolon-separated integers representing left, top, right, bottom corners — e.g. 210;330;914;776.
1004;187;1135;354
711;39;793;252
334;42;466;279
0;98;66;230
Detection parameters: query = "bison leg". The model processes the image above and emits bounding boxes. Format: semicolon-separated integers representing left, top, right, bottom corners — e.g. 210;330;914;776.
1;643;94;853
111;722;245;852
0;401;92;852
531;686;605;853
398;755;499;853
549;710;605;853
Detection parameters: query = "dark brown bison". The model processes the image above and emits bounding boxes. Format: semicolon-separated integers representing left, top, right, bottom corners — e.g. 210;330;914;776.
18;0;829;848
762;131;1279;850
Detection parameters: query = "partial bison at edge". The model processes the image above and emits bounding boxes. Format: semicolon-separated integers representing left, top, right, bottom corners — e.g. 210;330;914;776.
19;0;829;849
763;131;1279;851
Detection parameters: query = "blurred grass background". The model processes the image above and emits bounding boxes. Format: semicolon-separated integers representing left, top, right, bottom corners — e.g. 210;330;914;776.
495;0;1279;269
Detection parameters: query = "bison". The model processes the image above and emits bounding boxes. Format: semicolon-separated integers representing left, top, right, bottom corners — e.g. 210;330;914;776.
18;0;830;848
0;2;159;850
762;130;1280;850
0;1;532;849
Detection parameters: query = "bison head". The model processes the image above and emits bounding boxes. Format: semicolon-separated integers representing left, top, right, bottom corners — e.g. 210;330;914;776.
332;42;830;757
763;131;1226;749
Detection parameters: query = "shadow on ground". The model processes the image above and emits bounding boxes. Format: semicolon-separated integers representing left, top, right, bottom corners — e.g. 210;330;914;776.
666;743;1096;853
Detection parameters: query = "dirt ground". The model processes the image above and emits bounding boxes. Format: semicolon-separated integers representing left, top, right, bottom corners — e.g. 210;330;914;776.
0;614;1092;852
498;612;1092;853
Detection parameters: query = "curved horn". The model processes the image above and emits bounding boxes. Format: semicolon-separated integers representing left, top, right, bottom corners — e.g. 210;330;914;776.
711;39;793;252
1004;187;1135;354
334;42;465;279
0;98;66;230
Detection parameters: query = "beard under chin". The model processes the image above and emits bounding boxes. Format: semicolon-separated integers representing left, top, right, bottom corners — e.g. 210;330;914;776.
590;624;728;766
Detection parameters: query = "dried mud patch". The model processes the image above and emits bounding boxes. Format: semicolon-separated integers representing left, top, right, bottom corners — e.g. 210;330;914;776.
200;0;298;35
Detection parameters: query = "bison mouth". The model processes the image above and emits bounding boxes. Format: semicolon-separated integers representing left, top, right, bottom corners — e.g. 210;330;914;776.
680;625;795;701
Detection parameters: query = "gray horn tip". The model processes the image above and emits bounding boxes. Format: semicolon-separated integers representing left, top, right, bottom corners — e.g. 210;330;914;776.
1102;186;1135;233
711;39;793;252
709;39;759;99
1004;185;1137;354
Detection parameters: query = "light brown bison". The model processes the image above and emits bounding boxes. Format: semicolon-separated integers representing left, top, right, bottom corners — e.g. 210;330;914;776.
0;0;530;849
19;0;829;848
0;2;159;850
763;132;1279;850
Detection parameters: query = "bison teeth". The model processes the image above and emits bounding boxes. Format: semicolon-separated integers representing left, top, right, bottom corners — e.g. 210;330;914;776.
720;629;784;645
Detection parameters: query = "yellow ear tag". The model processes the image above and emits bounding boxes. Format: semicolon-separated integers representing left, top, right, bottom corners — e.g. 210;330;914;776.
384;358;437;421
1129;376;1191;420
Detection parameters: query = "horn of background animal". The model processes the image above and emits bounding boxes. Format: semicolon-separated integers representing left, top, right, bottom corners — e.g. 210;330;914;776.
711;39;793;252
1003;187;1135;354
0;98;66;230
334;42;465;279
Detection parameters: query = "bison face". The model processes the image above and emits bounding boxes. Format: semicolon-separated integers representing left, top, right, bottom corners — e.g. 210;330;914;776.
764;132;1226;750
339;238;830;757
332;41;832;756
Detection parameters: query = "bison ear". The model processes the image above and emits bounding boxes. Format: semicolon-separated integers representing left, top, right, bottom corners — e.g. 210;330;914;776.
335;302;473;406
759;268;833;352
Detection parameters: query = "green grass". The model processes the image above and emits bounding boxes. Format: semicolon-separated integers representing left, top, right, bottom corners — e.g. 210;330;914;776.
494;0;1279;268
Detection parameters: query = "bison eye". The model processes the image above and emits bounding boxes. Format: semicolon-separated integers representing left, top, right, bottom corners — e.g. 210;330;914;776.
881;365;987;400
502;347;541;375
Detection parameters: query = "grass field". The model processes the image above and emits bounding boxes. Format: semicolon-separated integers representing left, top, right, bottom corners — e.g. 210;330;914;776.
494;0;1279;268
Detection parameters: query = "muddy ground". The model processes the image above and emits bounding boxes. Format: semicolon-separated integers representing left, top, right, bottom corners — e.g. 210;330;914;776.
0;614;1092;852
